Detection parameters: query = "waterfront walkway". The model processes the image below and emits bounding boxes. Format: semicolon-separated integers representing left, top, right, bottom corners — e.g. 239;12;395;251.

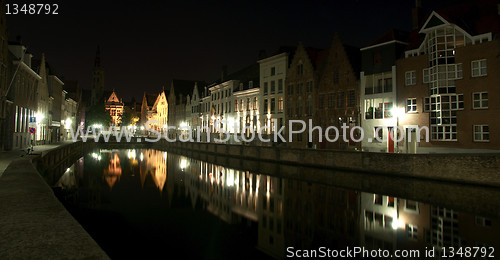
0;141;109;259
0;142;72;178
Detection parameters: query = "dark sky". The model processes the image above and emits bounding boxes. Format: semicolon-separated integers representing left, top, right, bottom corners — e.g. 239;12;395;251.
7;0;470;102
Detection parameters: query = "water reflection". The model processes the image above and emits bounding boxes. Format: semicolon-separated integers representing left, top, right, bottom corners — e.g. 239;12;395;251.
54;149;500;259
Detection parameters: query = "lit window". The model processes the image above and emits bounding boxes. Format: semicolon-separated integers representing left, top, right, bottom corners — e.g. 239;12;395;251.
451;94;464;110
406;224;418;239
423;68;430;83
374;194;382;205
278;97;283;113
405;71;416;86
472;92;488;109
387;196;395;207
474;125;489;142
405;200;418;211
406;98;417;113
471;59;487;77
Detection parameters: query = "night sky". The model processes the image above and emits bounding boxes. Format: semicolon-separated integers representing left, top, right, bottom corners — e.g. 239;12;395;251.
7;0;471;101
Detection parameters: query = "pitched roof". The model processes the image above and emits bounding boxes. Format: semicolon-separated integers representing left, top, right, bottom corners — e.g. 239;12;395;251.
171;79;206;104
367;29;410;47
306;47;328;69
408;0;500;50
343;44;362;79
228;63;260;93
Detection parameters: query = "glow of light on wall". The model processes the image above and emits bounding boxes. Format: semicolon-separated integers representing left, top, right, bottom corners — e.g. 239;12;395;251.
163;152;167;160
180;158;187;170
392;215;405;230
128;149;136;160
64;118;72;129
35;112;45;122
163;124;168;129
140;126;145;130
140;153;144;162
226;169;234;187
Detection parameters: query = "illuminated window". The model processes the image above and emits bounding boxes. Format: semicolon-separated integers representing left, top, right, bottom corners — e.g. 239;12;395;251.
472;92;488;109
474;125;489;142
405;71;416;86
406;224;418;239
471;59;487;77
406;98;417;113
387;196;395;207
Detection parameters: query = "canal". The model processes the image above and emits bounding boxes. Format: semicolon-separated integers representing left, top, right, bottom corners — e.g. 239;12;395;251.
50;148;500;259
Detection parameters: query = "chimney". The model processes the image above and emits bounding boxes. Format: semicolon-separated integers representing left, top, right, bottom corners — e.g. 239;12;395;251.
412;0;423;30
221;65;228;81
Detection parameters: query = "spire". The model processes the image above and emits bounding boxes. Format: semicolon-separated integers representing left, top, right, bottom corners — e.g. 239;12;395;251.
94;45;101;67
39;53;46;80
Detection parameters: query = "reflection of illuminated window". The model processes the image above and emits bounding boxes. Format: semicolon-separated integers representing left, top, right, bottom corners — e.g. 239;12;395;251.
405;200;418;211
384;216;393;229
365;210;374;225
374;213;383;227
387;196;395;207
406;224;418;239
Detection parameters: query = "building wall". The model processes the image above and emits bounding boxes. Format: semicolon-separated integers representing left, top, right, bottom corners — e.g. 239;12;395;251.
285;43;319;148
259;53;287;137
0;0;9;150
397;37;500;152
316;37;360;150
7;45;40;150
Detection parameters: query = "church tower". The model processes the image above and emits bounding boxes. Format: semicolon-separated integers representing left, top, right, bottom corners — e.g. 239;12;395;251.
90;45;105;106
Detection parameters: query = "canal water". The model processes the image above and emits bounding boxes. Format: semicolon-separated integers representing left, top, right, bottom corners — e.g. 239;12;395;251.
51;149;500;259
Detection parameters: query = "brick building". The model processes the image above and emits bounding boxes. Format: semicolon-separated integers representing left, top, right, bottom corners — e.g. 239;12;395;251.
314;34;361;150
285;43;327;148
396;2;500;153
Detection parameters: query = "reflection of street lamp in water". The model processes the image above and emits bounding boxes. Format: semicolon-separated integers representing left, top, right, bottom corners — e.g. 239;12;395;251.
391;107;405;153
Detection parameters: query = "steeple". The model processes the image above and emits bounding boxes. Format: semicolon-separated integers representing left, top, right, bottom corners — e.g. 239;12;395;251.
39;53;47;83
91;45;105;106
94;45;101;67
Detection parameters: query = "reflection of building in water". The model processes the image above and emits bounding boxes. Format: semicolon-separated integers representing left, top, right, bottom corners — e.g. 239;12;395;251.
428;207;500;252
103;153;122;189
139;150;167;192
182;160;260;224
257;175;284;259
361;193;431;251
361;193;500;253
55;157;85;189
361;193;399;250
284;180;359;257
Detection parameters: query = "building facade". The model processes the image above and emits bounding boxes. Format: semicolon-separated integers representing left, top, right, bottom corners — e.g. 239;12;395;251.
104;90;124;126
7;43;41;150
285;43;326;148
0;0;9;150
360;30;408;153
258;52;290;139
314;35;361;150
396;5;500;153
